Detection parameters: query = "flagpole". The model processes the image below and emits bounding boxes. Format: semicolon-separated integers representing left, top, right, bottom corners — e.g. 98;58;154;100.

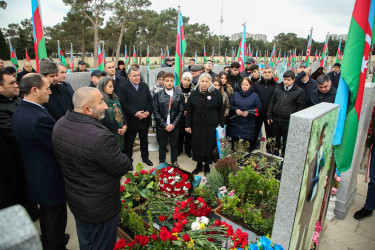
57;40;60;62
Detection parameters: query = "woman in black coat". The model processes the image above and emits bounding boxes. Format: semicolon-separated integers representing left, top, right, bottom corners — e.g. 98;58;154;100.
228;77;262;152
185;73;225;175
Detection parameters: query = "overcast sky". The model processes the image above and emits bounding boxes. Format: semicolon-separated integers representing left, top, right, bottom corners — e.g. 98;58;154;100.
0;0;355;42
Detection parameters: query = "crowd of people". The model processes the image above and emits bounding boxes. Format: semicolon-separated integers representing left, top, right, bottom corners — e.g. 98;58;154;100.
0;56;341;249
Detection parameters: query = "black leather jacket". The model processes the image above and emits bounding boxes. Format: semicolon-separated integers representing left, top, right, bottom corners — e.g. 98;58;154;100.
152;87;184;131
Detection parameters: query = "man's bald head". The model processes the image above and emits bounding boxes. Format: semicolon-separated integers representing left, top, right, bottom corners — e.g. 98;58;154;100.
73;87;108;120
24;62;33;73
73;87;100;109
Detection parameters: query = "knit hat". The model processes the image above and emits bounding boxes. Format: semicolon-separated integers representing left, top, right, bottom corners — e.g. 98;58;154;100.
118;60;125;66
39;58;58;75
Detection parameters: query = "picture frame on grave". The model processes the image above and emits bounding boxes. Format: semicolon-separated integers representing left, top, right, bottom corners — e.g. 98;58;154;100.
289;108;339;250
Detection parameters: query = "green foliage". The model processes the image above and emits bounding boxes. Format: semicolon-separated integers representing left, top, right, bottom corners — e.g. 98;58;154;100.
199;186;217;207
205;169;224;195
214;156;239;186
222;195;242;219
120;204;146;236
0;29;8;59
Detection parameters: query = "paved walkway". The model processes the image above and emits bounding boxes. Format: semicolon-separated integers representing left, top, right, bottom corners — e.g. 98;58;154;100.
33;149;374;250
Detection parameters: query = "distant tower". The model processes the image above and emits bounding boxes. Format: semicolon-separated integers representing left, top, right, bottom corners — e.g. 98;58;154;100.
219;0;224;57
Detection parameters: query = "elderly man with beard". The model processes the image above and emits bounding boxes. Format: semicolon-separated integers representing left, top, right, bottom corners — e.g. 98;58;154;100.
40;59;74;121
52;87;133;250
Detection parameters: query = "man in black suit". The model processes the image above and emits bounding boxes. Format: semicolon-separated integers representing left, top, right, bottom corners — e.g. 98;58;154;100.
12;73;67;250
328;63;341;89
105;61;126;96
116;67;153;166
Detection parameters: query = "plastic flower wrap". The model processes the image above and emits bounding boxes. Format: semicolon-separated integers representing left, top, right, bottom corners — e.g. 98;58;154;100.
248;236;284;250
158;166;191;198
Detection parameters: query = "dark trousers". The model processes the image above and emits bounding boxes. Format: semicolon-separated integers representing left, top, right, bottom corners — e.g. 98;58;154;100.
39;203;67;250
254;115;273;141
178;129;192;155
272;121;289;157
365;146;375;210
157;127;179;163
74;214;119;250
124;128;149;160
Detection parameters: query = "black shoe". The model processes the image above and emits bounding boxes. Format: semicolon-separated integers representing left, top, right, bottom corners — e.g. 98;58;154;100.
143;158;153;166
64;234;70;245
187;153;192;158
203;163;210;176
354;207;373;221
192;162;203;175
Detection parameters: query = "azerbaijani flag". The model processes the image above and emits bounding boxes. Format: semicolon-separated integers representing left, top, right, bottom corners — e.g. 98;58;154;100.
270;44;276;68
204;46;207;63
70;43;74;71
336;40;342;63
146;45;150;71
58;42;66;66
314;49;318;62
125;45;129;70
305;30;313;66
10;42;19;71
174;8;187;86
291;48;297;69
195;50;197;65
320;35;329;68
32;0;48;73
333;0;375;172
97;44;104;71
132;47;137;64
232;49;235;62
238;25;247;72
160;48;164;65
25;49;30;62
103;43;107;64
224;49;227;65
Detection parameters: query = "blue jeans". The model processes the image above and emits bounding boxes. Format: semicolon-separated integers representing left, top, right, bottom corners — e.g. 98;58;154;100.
365;146;375;210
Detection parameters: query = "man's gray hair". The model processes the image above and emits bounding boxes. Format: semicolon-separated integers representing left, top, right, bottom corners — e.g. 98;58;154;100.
317;74;330;85
72;86;100;109
181;72;193;82
57;63;66;68
127;67;140;75
194;73;216;93
263;66;272;71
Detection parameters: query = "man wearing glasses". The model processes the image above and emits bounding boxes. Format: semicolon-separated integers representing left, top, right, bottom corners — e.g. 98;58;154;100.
203;60;218;78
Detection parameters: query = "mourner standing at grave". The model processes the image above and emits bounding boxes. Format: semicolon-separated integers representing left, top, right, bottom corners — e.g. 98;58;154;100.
89;69;106;87
52;87;132;250
240;58;255;78
105;61;126;95
328;63;341;89
228;62;242;92
309;74;336;107
16;61;36;82
12;73;68;250
153;72;184;166
117;67;153;166
185;73;225;176
74;60;89;72
203;59;218;78
267;70;305;157
295;65;318;107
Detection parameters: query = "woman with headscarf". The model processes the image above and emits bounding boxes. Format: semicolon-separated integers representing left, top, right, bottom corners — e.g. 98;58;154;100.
185;73;225;175
97;76;127;151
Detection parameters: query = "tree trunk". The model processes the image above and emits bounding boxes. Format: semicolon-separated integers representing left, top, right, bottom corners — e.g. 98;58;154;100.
81;27;85;62
93;17;99;68
115;21;126;63
139;45;142;66
111;48;115;61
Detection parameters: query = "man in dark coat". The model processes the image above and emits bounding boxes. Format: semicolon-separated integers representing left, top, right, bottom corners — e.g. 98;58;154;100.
185;73;225;175
309;74;336;107
12;73;67;250
228;62;242;92
41;60;74;121
116;60;127;78
105;61;126;95
74;60;89;72
153;72;184;165
203;60;218;78
328;63;341;89
267;70;305;157
161;58;172;67
116;67;153;166
89;69;106;87
250;64;262;83
295;65;318;107
16;61;36;82
190;65;202;86
240;58;255;78
52;87;133;250
252;66;277;147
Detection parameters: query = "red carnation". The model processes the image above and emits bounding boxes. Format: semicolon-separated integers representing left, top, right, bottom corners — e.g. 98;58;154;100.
215;220;221;227
183;233;191;242
124;178;131;185
182;219;188;226
150;233;158;242
139;236;149;246
161;226;167;231
170;235;178;241
185;183;191;189
139;169;148;175
160;230;172;241
167;166;172;171
159;215;167;222
182;174;189;181
175;182;181;189
134;172;138;176
168;179;173;184
180;200;188;209
120;185;125;192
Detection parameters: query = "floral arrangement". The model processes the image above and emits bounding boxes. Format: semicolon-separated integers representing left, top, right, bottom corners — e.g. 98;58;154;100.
120;163;157;207
248;236;284;250
311;221;323;249
158;166;191;198
325;169;341;196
